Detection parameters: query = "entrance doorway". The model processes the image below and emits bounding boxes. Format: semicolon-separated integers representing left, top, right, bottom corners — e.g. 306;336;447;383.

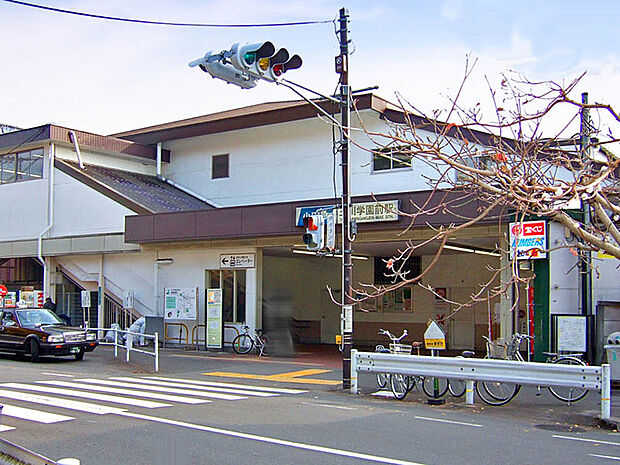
320;289;341;344
449;287;476;350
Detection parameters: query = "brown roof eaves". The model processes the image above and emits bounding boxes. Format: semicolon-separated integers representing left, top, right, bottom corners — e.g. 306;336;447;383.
0;124;169;162
112;93;391;145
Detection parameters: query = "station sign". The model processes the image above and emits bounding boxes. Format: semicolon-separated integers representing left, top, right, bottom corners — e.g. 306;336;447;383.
509;220;547;260
220;254;255;269
295;200;399;227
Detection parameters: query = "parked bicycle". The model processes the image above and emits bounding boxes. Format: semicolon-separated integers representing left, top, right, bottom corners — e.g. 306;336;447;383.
475;333;588;405
375;328;423;399
232;325;269;356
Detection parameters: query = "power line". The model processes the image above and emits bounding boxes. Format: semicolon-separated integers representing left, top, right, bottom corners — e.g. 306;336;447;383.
2;0;334;28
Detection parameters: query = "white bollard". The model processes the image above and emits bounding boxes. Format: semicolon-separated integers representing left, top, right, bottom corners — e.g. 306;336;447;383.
466;380;475;405
350;349;358;394
126;331;132;363
602;364;611;420
155;331;159;373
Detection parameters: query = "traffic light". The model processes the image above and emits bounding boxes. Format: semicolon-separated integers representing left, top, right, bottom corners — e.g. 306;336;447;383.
231;42;276;78
302;214;325;251
262;48;303;82
189;52;257;89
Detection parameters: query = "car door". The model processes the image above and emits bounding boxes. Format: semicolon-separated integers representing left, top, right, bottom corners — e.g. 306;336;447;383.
0;311;20;349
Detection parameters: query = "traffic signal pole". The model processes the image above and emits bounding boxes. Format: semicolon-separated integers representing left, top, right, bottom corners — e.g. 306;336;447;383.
337;7;353;389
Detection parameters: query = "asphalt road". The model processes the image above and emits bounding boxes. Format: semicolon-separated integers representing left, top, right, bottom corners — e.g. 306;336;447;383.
0;347;618;465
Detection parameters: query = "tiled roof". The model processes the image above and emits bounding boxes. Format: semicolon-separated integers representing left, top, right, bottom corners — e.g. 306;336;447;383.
57;160;214;214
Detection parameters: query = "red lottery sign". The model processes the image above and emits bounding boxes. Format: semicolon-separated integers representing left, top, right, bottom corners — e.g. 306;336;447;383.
0;285;7;297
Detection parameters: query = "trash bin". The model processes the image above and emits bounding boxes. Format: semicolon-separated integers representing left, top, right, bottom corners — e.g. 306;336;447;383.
608;331;620;345
604;344;620;381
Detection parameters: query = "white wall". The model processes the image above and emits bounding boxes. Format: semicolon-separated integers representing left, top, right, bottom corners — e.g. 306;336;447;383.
163;110;436;207
0;177;47;241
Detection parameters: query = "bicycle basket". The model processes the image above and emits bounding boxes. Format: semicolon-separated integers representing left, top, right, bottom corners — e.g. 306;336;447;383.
389;343;412;354
487;339;508;359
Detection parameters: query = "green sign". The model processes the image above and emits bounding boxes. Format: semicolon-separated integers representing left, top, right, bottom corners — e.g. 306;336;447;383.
206;288;223;350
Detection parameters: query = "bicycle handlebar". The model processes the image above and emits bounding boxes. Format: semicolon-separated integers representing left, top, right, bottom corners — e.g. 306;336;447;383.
378;328;408;342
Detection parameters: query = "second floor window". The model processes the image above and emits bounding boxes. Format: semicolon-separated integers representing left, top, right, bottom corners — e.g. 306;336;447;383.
372;146;412;172
212;154;229;179
0;148;44;184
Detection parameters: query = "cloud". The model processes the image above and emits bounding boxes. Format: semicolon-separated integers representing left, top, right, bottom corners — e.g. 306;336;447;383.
440;0;463;21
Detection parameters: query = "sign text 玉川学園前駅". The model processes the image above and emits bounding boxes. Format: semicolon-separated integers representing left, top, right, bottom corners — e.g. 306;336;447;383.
295;200;399;227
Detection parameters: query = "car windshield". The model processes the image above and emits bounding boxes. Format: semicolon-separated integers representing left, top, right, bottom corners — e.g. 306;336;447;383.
16;309;64;327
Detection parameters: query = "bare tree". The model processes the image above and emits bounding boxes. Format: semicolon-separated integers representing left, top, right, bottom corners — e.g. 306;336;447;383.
346;59;619;316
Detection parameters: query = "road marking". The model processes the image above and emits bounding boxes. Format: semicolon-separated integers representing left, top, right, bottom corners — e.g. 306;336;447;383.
42;372;75;378
117;411;427;465
301;402;357;411
590;454;620;461
0;425;15;432
371;391;396;398
553;435;620;446
116;377;278;397
105;378;247;401
170;353;324;366
1;383;170;409
204;370;341;385
0;389;125;415
38;381;209;405
1;404;74;423
414;416;483;428
146;376;307;395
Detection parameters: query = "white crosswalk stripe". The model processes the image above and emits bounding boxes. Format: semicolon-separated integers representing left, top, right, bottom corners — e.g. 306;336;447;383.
143;376;308;395
0;374;307;434
1;383;170;409
38;381;209;405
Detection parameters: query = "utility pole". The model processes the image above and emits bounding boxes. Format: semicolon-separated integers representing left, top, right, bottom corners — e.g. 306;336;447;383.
579;92;593;361
337;7;353;389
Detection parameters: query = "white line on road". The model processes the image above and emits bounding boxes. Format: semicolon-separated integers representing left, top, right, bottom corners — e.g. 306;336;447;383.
0;389;125;415
38;381;209;405
117;411;427;465
414;416;483;428
301;401;357;411
41;372;75;378
117;377;278;397
371;391;396;398
1;383;170;409
145;376;308;394
0;404;74;423
0;425;15;432
590;454;620;461
98;378;247;401
553;435;620;446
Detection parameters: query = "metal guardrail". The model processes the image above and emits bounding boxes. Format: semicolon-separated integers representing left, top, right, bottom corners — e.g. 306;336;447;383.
0;436;61;465
350;350;612;419
91;327;159;372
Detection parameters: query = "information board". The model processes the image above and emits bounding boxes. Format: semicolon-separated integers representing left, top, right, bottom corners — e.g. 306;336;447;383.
164;287;198;320
206;288;223;350
424;321;446;350
556;315;587;352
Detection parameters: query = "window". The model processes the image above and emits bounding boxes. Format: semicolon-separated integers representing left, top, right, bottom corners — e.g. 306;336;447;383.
455;154;494;183
212;154;229;179
206;269;246;323
372;146;412;172
0;148;43;184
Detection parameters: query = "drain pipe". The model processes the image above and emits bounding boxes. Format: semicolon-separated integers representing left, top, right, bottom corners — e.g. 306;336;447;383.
154;258;173;317
155;142;221;207
37;143;55;298
68;130;85;169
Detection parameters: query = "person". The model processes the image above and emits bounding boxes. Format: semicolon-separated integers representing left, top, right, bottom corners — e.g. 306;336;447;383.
42;297;57;312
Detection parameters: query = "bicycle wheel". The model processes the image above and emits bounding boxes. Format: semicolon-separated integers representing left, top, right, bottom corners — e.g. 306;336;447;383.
376;372;389;389
548;357;588;403
390;374;409;400
405;375;417;392
422;377;449;398
232;334;254;354
448;379;467;397
476;381;520;406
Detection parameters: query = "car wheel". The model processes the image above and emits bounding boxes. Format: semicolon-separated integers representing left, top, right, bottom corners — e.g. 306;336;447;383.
28;340;40;362
74;351;85;361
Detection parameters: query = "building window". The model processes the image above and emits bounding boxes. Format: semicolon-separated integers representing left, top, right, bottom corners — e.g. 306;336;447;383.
212;154;229;179
0;148;44;184
206;269;246;324
455;154;494;183
372;146;412;172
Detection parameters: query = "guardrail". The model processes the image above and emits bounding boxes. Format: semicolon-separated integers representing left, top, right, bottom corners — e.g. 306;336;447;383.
92;327;159;372
350;350;611;420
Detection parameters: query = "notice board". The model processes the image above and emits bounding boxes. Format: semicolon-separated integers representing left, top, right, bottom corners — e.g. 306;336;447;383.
206;288;223;350
164;287;198;320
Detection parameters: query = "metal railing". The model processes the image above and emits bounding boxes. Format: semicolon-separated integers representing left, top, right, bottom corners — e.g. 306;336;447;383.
350;350;611;420
103;297;140;329
191;324;240;348
92;327;159;372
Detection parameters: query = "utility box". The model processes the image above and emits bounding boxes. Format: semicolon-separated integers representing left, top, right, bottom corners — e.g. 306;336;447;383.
145;316;164;344
604;344;620;381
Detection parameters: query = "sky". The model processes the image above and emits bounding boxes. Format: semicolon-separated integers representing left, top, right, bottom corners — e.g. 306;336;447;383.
1;0;619;137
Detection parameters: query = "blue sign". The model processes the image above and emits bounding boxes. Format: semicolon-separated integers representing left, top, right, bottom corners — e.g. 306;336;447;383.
295;206;335;227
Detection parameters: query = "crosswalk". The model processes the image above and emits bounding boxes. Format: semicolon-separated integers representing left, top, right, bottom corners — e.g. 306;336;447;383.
0;375;308;433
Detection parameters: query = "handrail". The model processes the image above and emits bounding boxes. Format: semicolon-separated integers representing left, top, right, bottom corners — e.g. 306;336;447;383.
91;327;159;372
191;324;240;348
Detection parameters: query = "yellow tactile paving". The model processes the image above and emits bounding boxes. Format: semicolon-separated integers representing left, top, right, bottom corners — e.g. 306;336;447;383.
203;369;342;385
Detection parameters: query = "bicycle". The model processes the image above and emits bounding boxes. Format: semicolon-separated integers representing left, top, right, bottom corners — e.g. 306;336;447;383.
475;333;588;406
375;329;422;400
231;325;269;356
